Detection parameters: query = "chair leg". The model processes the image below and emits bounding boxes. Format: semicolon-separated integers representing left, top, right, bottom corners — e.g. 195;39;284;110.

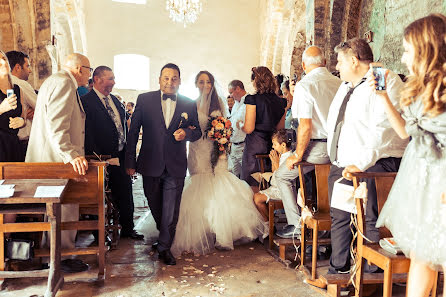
354;257;364;297
431;271;438;297
0;214;5;285
327;284;341;297
268;204;275;250
279;244;286;260
311;224;318;280
300;224;306;267
383;265;393;297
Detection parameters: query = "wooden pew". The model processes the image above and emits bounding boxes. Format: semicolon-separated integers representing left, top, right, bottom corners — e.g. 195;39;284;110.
0;162;107;279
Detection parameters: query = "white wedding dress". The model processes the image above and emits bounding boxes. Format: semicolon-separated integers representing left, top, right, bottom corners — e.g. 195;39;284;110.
170;97;264;256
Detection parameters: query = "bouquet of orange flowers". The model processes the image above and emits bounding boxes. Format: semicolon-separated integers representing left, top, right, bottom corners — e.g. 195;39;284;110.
205;114;233;171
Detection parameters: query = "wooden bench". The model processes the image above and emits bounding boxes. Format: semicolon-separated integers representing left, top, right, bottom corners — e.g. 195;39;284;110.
0;162;107;279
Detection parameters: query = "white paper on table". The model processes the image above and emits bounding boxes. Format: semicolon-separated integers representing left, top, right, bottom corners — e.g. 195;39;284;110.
34;186;65;198
0;185;15;198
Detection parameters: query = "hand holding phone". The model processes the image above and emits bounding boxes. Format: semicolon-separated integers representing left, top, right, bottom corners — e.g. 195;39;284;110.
0;91;17;114
370;63;387;92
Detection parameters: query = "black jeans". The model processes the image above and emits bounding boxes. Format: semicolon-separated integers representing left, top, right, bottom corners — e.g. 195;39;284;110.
328;157;401;273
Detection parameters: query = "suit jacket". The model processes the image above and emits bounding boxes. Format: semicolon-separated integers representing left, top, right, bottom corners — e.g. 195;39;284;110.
81;90;127;158
125;90;201;178
26;70;85;163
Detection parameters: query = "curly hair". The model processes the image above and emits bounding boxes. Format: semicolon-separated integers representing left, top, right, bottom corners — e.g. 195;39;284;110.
272;129;291;148
251;66;278;95
401;13;446;117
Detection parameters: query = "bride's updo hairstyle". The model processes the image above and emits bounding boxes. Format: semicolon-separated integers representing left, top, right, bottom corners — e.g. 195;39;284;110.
251;66;278;95
401;13;446;117
195;70;222;116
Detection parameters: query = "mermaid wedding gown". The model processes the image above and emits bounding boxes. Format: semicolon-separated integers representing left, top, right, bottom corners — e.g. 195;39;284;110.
170;101;264;256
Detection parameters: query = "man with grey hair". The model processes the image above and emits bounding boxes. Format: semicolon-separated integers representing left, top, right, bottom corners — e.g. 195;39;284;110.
275;46;341;238
27;53;91;272
227;80;247;178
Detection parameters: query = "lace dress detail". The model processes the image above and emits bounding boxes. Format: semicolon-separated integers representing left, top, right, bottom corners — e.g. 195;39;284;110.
171;108;264;256
376;99;446;268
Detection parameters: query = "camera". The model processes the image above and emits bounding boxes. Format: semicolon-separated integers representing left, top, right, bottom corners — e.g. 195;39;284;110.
370;63;386;91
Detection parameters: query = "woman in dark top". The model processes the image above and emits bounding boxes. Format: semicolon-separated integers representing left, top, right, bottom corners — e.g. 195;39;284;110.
0;51;24;162
242;66;287;192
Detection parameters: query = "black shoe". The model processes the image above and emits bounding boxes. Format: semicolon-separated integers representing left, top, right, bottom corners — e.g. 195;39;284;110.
121;230;144;240
275;225;301;239
152;241;159;251
158;250;176;265
60;259;89;273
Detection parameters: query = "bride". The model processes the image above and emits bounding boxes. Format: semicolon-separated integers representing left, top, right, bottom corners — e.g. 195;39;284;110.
170;70;264;256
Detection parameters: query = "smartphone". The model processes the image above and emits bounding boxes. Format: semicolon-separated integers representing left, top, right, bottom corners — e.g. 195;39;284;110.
6;89;14;97
370;63;386;91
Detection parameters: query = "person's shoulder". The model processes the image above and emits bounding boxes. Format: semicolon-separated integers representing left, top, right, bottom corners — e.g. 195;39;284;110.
244;94;256;105
137;90;160;102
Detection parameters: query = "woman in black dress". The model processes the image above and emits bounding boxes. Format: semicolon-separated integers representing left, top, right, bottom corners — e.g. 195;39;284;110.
0;50;24;162
242;66;287;192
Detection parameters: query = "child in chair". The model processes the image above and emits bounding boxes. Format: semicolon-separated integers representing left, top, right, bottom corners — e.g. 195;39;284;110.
253;129;292;227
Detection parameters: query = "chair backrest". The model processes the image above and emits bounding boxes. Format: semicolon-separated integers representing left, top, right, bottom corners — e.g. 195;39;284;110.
0;162;107;205
298;162;331;213
352;172;397;242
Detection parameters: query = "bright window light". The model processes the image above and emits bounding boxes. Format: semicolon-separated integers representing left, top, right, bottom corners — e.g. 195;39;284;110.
114;54;150;90
112;0;146;4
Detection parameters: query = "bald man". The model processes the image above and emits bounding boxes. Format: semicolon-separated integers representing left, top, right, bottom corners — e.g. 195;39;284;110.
274;46;342;239
26;53;91;272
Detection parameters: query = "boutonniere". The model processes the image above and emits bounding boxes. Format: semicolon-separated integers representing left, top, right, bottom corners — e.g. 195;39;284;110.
178;112;188;128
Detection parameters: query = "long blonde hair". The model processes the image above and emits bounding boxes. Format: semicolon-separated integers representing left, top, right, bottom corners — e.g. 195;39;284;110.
0;50;13;89
401;14;446;117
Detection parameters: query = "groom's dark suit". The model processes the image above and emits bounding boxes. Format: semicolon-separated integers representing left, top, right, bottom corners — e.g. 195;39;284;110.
126;90;201;252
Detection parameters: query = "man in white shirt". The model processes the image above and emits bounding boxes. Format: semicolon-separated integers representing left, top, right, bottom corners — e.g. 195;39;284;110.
6;51;37;159
228;80;247;178
275;46;341;238
326;38;407;274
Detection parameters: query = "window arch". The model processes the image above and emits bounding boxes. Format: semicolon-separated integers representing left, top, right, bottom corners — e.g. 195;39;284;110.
113;54;150;90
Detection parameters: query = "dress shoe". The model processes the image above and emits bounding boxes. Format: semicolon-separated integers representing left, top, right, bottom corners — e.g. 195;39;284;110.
152;241;159;250
121;230;144;240
158;250;176;265
275;224;301;239
60;259;89;273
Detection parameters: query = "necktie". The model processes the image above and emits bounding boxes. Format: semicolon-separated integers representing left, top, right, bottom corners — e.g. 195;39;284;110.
162;94;177;101
103;97;125;150
329;79;366;163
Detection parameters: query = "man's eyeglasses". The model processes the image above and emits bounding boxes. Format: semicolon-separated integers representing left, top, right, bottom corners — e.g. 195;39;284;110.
81;66;93;74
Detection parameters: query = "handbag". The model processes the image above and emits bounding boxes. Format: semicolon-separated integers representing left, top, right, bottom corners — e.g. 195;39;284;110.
5;238;34;261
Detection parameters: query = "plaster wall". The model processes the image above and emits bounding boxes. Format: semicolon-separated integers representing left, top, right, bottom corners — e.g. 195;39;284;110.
83;0;262;102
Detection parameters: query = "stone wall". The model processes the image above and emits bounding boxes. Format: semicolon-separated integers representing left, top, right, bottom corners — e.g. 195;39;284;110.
359;0;446;74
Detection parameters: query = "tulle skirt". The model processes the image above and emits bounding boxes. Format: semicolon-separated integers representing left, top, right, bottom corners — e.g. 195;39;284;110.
170;169;264;256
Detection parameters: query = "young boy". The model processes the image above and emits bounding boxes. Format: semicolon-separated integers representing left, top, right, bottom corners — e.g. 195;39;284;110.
253;129;292;224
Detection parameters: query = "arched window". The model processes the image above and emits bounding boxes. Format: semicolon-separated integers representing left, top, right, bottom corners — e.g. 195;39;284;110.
113;54;150;90
112;0;147;4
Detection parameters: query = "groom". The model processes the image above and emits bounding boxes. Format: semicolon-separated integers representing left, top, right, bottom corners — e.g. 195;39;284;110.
126;63;201;265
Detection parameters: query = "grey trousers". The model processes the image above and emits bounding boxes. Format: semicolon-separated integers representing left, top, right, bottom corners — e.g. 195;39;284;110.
275;141;329;227
229;142;244;178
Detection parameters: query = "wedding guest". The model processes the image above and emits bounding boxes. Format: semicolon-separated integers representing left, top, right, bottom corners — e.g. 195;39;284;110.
126;101;135;129
228;79;247;178
81;66;143;240
253;129;292;223
241;66;287;193
275;73;285;97
326;38;407;274
6;50;37;159
26;53;91;273
226;95;234;114
281;80;293;129
375;14;446;297
275;46;341;239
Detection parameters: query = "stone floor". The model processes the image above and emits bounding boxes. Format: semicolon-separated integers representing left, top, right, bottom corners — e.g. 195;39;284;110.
0;177;441;297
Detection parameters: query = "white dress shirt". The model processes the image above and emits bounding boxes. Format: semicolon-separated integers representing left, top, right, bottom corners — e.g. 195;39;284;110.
93;87;125;151
11;76;37;140
292;67;341;139
161;92;177;128
326;69;408;171
229;94;247;144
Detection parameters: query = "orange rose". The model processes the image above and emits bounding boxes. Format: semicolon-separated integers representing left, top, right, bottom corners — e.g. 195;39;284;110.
225;120;232;128
212;120;218;126
215;123;224;130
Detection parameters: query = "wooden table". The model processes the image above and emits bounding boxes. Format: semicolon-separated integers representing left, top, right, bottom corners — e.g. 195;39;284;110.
0;179;68;297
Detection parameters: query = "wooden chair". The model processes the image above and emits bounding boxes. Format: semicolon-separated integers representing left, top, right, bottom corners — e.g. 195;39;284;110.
299;162;331;286
0;162;107;279
351;172;437;297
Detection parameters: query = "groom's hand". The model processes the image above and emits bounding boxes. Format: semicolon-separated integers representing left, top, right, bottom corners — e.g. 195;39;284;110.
173;128;186;141
126;168;136;176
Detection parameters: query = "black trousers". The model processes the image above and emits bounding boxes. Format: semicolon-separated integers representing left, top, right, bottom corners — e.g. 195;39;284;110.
142;169;184;252
108;151;135;233
328;157;401;273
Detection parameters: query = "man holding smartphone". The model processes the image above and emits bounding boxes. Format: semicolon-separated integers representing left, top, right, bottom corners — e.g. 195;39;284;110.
326;38;407;276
